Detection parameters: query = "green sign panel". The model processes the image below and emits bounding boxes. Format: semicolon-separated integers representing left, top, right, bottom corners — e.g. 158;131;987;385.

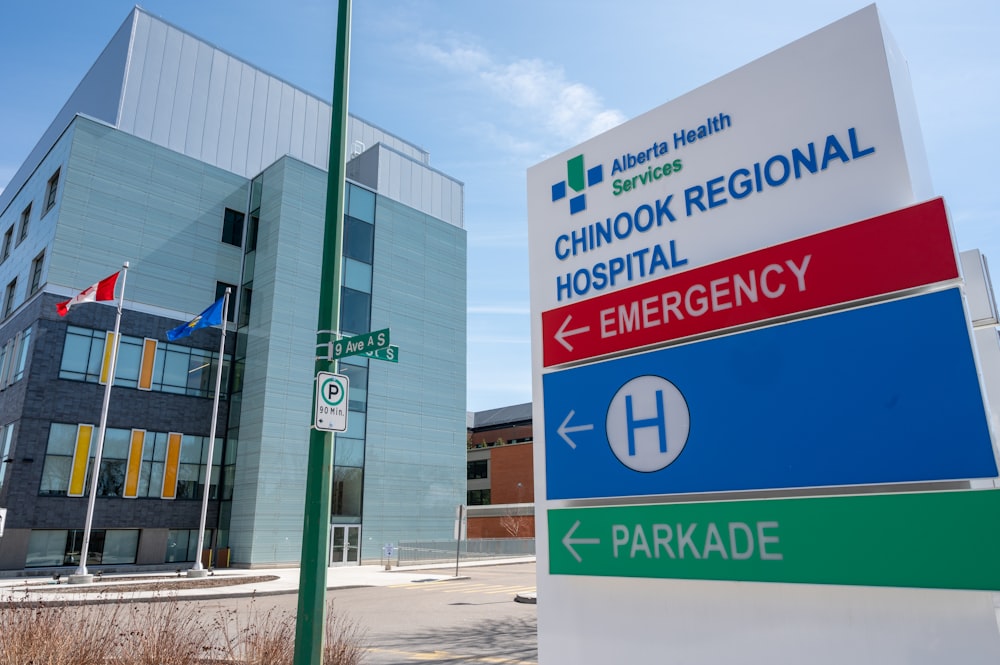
361;344;399;363
549;489;1000;591
332;328;389;360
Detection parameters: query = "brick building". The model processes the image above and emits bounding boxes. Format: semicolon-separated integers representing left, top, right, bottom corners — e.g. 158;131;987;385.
466;403;534;539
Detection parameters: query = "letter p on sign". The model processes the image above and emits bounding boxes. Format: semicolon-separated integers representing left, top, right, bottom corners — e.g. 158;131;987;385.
315;371;349;432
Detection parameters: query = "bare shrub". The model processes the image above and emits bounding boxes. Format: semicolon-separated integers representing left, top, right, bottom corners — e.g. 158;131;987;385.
0;593;368;665
215;602;296;665
323;603;368;665
113;596;213;665
0;596;123;665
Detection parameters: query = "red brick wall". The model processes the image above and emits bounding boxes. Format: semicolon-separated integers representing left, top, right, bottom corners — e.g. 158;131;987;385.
490;442;534;504
467;442;536;540
467;515;536;539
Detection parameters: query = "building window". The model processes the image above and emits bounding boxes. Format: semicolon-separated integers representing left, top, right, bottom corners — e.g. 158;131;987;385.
176;434;209;499
153;343;227;397
59;326;228;397
332;466;364;520
1;227;12;262
221;437;238;501
0;328;31;389
0;340;10;389
221;208;245;247
238;287;252;328
166;528;213;563
44;169;60;213
25;529;138;568
467;459;489;480
39;423;220;500
216;282;237;322
339;361;368;412
3;278;16;317
95;428;130;497
344;216;374;264
246;212;259;252
29;252;44;294
467;489;491;506
11;326;31;383
340;288;371;335
17;203;31;245
0;423;14;489
134;432;218;500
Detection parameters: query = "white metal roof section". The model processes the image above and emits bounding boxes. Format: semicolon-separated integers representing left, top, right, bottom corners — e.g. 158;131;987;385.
348;144;464;228
2;7;461;228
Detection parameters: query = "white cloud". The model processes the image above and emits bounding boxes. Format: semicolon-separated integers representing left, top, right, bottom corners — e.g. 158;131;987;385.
417;40;626;149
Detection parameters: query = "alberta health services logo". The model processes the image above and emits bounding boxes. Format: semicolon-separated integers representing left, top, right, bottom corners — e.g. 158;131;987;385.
551;154;603;215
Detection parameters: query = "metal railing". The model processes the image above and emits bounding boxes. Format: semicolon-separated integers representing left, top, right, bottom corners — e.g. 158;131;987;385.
392;538;535;566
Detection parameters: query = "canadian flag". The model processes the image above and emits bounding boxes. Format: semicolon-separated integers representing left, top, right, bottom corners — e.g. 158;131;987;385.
56;271;120;317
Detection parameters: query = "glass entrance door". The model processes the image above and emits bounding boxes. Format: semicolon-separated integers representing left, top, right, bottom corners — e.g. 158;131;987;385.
330;525;361;565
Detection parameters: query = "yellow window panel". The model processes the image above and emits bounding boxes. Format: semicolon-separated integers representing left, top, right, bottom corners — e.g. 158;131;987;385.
68;424;94;497
161;432;182;499
123;429;146;498
138;338;157;390
99;331;117;385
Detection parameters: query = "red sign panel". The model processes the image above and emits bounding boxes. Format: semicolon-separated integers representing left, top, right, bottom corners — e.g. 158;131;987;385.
541;198;959;367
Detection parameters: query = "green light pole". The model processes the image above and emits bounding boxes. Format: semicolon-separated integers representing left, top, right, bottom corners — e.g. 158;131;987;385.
293;1;351;663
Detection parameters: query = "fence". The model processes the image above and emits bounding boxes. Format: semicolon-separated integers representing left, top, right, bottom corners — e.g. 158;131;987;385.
392;538;535;566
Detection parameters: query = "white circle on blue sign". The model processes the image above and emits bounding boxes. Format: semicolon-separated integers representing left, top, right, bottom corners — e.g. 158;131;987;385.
606;375;690;472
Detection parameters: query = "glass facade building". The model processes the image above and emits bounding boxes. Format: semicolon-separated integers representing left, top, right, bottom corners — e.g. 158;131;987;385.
0;8;466;570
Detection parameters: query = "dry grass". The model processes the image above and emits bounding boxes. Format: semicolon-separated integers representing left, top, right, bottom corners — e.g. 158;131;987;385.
0;596;366;665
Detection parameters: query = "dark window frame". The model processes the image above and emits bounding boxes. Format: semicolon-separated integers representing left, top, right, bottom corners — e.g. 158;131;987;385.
1;227;12;262
221;208;245;247
17;203;31;245
29;251;44;294
44;169;60;213
3;278;16;317
215;282;237;322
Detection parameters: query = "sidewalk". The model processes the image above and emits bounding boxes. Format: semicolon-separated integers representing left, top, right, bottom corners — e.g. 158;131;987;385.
0;557;536;604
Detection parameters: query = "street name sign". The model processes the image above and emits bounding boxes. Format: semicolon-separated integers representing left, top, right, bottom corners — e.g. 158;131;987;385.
544;287;997;500
314;372;349;432
361;344;399;363
549;489;1000;591
331;328;389;360
542;198;957;367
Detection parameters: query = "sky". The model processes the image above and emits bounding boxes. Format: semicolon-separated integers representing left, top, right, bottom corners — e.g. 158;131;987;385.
1;1;998;412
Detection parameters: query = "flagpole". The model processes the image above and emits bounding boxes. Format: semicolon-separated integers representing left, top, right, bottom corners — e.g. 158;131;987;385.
70;260;129;584
189;287;230;577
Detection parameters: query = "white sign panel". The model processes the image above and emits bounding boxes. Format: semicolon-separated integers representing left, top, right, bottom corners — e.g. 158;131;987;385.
527;6;1000;664
314;372;349;432
527;5;931;316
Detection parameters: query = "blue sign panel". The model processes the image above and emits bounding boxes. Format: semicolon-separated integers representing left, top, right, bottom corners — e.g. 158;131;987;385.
543;288;998;500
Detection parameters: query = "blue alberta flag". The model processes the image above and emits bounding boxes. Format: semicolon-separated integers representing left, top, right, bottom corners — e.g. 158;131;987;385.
167;297;225;341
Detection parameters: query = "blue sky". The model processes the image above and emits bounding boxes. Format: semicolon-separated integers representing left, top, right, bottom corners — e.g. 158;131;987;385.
1;1;997;411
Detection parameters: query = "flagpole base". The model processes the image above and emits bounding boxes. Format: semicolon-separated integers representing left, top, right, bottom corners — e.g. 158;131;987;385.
68;574;94;585
186;568;209;579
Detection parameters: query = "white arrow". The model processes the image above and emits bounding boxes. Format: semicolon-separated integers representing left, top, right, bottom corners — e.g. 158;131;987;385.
554;315;590;352
562;520;600;563
558;410;594;449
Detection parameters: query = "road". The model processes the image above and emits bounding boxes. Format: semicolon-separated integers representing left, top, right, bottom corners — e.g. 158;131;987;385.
190;562;538;665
